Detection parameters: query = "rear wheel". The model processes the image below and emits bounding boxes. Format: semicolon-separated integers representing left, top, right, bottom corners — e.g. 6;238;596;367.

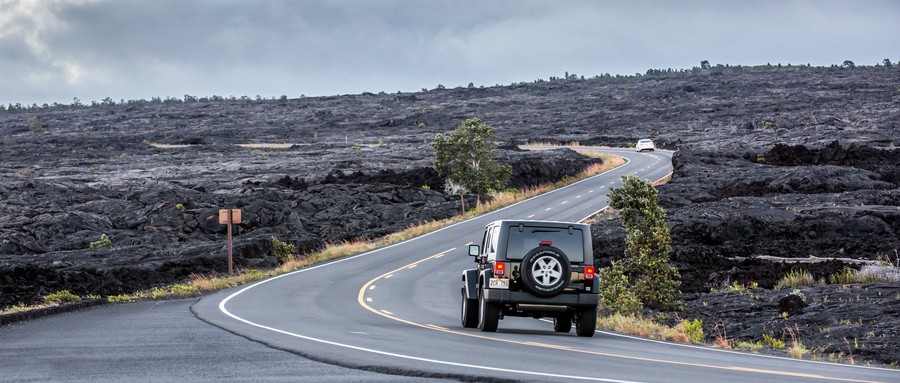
478;286;499;332
461;287;478;328
575;306;598;337
553;315;572;333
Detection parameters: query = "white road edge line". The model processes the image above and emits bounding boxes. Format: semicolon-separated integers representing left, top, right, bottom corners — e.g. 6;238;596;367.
219;291;637;382
216;149;640;382
535;319;898;373
217;147;891;376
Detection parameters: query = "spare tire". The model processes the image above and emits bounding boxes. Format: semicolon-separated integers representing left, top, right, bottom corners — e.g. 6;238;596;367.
519;246;571;297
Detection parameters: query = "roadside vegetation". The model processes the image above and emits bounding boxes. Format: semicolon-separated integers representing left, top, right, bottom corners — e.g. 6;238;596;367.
599;175;681;313
594;175;703;347
590;176;899;364
589;175;833;363
0;290;94;316
433;117;511;195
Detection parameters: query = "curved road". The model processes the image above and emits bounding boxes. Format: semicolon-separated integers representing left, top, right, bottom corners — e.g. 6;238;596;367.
2;147;897;382
193;147;897;382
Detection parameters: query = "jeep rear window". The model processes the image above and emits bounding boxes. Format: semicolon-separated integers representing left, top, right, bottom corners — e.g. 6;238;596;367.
505;227;584;262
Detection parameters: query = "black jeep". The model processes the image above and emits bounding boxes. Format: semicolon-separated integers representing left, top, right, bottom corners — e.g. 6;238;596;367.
461;220;599;336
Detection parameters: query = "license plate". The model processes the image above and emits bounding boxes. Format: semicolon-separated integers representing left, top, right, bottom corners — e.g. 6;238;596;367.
488;278;509;289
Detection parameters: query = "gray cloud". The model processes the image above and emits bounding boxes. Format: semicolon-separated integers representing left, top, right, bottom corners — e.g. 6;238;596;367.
2;0;898;106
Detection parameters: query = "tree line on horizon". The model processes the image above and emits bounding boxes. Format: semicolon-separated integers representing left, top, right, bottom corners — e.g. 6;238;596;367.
2;59;894;114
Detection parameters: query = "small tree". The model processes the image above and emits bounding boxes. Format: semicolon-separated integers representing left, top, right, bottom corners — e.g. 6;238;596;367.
883;59;893;67
842;60;856;69
432;118;511;194
28;117;43;134
700;60;711;70
607;175;681;310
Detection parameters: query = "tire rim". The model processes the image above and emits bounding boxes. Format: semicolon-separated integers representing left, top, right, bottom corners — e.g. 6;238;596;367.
531;255;562;287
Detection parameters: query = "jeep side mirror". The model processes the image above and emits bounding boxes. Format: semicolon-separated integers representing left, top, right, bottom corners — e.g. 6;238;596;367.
468;244;480;256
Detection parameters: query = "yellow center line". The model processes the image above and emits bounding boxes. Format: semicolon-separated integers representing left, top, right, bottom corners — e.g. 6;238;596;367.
357;251;884;383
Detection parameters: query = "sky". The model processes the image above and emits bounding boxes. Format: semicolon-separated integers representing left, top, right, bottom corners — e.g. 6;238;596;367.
2;0;898;106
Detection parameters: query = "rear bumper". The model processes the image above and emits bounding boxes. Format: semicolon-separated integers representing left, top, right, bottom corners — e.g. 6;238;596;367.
484;289;598;308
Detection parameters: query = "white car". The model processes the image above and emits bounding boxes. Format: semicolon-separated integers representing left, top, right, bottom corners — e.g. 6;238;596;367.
636;139;656;152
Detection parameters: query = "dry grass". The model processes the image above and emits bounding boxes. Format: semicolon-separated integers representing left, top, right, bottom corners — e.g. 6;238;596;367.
715;334;732;349
596;313;694;344
144;142;194;149
653;172;673;186
524;140;582;147
786;325;808;359
236;143;295;149
0;302;58;316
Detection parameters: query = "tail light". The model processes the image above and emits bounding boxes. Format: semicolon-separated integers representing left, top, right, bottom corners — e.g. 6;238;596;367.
539;241;552;246
493;262;506;277
584;266;595;280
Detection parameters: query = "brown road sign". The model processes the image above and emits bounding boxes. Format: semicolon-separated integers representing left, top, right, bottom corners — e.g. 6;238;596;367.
219;209;241;275
219;209;242;224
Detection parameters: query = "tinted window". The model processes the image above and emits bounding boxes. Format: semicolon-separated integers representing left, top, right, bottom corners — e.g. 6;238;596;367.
490;226;500;254
506;226;584;262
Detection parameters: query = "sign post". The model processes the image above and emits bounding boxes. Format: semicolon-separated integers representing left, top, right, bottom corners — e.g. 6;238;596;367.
218;209;242;275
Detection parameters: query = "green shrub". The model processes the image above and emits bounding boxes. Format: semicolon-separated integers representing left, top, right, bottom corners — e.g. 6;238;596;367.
734;340;764;352
89;233;111;249
728;281;745;292
775;269;814;289
151;284;197;299
597;261;642;315
681;319;704;343
107;294;136;303
829;268;858;284
761;333;785;350
272;237;297;264
43;290;81;304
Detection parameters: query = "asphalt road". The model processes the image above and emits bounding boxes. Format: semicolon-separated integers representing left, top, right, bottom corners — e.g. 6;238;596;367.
2;147;897;382
0;297;447;382
194;147;898;382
